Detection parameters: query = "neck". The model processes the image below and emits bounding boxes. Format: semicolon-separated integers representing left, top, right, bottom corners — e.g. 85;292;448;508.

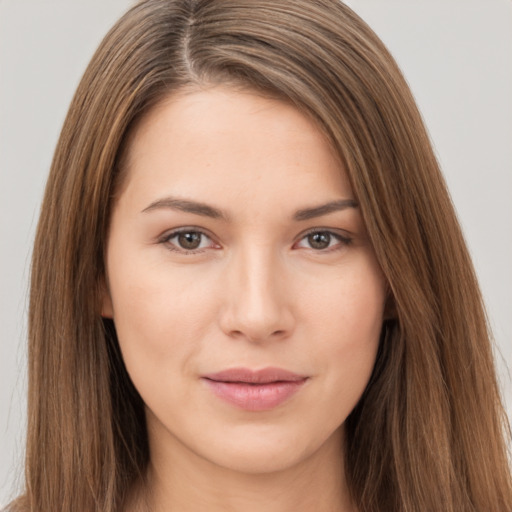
128;425;355;512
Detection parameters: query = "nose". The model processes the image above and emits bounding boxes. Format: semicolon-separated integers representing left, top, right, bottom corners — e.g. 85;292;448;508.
218;246;296;343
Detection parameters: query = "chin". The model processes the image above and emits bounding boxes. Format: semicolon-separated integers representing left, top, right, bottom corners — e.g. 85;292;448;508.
194;423;344;476
209;446;308;475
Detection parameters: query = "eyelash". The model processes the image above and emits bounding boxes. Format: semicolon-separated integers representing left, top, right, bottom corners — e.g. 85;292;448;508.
158;228;218;254
295;228;353;252
158;227;352;254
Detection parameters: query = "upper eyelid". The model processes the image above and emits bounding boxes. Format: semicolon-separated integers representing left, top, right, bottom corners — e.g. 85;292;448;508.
156;226;352;247
292;228;353;253
158;226;215;242
159;226;350;236
296;227;352;240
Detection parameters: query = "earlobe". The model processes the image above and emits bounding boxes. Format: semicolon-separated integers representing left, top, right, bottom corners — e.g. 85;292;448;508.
99;277;114;319
383;287;397;321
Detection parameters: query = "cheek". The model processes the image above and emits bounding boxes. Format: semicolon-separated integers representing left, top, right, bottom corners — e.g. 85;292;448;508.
105;244;217;385
306;258;385;406
308;254;385;340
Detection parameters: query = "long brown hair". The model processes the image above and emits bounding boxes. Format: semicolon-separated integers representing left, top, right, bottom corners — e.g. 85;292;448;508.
12;1;511;511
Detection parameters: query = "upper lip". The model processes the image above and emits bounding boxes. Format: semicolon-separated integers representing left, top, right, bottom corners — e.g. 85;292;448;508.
202;367;307;384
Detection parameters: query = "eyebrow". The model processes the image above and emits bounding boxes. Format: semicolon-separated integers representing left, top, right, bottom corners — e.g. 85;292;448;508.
293;199;358;221
142;197;228;220
141;196;358;221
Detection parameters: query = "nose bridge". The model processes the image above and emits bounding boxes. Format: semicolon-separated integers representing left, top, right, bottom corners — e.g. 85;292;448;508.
220;241;293;342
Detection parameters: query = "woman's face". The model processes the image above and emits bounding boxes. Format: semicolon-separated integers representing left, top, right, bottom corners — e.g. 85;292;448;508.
103;86;386;474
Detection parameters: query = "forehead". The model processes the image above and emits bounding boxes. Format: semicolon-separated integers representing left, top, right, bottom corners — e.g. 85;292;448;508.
118;85;353;213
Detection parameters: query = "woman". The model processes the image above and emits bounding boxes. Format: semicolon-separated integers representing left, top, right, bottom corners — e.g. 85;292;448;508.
9;0;512;511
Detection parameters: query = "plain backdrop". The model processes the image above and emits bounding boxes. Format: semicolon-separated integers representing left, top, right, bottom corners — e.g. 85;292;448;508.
1;0;511;505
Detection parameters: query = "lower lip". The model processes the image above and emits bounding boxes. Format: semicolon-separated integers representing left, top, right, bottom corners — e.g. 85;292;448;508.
202;379;307;411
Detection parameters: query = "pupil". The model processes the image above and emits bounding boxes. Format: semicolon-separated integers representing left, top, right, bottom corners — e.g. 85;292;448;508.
309;232;331;249
178;232;201;250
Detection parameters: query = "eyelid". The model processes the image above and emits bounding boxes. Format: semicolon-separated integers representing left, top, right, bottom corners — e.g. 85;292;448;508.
293;227;353;250
158;226;221;253
156;226;352;254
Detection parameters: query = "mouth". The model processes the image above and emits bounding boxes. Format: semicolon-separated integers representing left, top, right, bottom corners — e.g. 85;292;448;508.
201;367;308;411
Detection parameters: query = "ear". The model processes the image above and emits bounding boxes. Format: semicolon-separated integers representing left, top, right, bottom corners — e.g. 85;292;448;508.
99;276;114;319
383;287;397;321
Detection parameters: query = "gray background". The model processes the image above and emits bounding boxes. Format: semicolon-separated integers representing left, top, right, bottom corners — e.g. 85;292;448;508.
1;0;511;505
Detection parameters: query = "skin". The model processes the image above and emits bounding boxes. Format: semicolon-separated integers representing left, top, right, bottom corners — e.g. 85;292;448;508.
103;86;387;512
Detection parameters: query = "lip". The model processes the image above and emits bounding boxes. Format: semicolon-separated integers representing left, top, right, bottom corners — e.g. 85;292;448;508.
201;367;308;411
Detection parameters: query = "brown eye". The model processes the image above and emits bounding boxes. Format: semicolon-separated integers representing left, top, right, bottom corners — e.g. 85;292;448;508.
294;230;352;252
307;232;332;250
177;232;203;250
161;229;216;253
